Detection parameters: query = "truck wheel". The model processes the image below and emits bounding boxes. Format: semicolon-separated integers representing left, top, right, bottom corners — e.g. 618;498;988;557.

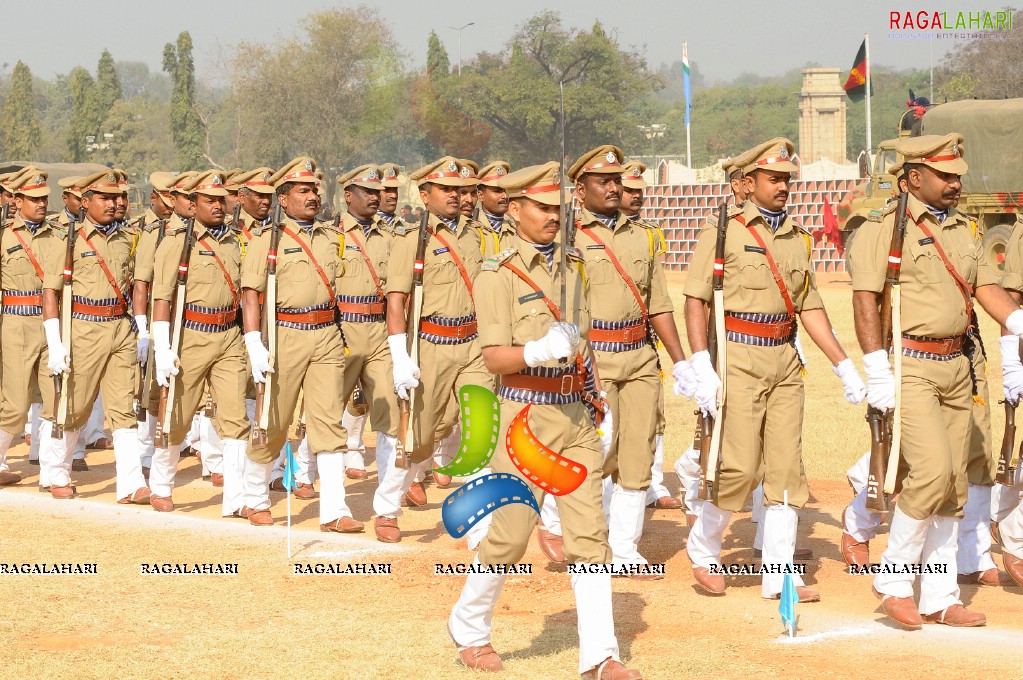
983;223;1014;276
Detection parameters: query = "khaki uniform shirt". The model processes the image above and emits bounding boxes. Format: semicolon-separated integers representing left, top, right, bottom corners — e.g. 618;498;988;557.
1;215;63;294
386;213;483;319
575;207;673;322
42;218;137;299
684;200;823;314
337;213;391;301
999;219;1023;293
241;215;342;308
849;192;995;338
153;220;242;308
473;212;516;261
134;209;170;285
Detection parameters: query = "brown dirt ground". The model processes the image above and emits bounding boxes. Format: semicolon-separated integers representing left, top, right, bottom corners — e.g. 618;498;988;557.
1;272;1021;680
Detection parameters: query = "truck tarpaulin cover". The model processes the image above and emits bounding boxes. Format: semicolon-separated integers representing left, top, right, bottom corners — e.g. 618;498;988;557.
921;98;1023;195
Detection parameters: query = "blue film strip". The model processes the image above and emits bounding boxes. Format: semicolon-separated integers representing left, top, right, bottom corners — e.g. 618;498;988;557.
441;473;539;539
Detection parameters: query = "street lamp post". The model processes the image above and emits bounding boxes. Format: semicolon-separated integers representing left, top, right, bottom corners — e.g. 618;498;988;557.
449;22;475;76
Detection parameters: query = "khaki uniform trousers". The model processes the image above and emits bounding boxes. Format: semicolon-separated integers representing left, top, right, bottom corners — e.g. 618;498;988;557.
714;341;807;513
597;344;661;491
409;338;492;463
42;317;135;432
248;324;346;464
964;348;994;485
478;399;611;566
166;326;248;445
894;354;973;519
340;320;397;438
0;315;51;433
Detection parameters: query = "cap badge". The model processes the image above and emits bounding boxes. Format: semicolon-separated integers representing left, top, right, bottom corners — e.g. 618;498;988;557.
605;151;617;163
368;168;378;180
552;174;561;186
386;167;397;178
778;146;789;160
952;141;959;156
107;173;116;182
460;166;471;177
447;160;458;172
496;167;506;176
212;175;221;185
262;172;271;182
631;168;642;177
33;175;43;184
304;160;313;172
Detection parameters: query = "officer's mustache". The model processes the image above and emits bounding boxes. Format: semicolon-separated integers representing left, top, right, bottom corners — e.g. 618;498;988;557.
943;189;960;199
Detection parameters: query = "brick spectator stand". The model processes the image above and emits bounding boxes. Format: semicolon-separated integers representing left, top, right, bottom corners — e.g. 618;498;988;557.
645;180;857;273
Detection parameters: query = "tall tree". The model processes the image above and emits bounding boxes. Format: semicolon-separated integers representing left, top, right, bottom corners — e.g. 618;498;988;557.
95;49;123;113
1;61;42;159
65;67;101;162
163;31;204;168
426;31;450;79
941;10;1023;100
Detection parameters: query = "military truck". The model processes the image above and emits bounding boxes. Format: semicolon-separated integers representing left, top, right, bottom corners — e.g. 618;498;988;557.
838;99;1023;273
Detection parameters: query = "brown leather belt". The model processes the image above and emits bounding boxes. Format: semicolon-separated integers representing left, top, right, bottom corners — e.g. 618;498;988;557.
724;316;793;340
901;334;965;356
500;371;585;395
72;301;128;318
276;309;336;326
588;322;647;344
338;301;385;315
420;319;478;339
2;293;42;306
183;306;239;326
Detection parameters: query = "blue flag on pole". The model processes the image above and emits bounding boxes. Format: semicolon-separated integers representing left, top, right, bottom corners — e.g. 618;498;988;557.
779;571;799;635
282;442;298;492
682;43;692;127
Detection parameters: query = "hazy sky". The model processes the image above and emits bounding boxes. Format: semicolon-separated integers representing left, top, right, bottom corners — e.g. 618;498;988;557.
3;0;990;84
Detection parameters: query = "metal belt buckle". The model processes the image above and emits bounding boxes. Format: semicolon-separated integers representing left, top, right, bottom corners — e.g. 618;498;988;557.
559;374;576;395
453;325;467;339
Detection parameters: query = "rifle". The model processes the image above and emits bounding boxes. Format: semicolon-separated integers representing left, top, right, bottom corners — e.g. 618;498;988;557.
296;388;306;439
137;219;167;422
395;209;431;469
53;207;84;438
865;191;910;512
155;217;196;448
253;202;283;446
133;216;149;421
349;381;369;417
697;202;729;501
231;203;242;231
998;399;1017;485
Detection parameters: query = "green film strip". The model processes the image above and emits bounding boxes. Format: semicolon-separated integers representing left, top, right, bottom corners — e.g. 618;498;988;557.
434;385;500;477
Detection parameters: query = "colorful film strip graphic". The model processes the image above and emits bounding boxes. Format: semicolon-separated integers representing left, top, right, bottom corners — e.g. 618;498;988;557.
441;473;539;539
506;404;587;496
434;385;500;477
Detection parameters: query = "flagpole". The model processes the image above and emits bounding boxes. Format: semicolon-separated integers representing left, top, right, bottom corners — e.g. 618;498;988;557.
683;42;693;185
864;32;872;154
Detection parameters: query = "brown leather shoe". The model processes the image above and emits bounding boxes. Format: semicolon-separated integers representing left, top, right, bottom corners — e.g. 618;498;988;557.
151;494;175;512
872;587;922;629
403;481;427;507
86;437;113;450
841;533;869;566
210;473;224;487
537;526;566;563
1003;552;1023;587
922;604;986;627
242;506;273;526
433;472;452;488
581;657;642;680
321;516;364;533
375;516;401;543
769;586;820;603
692;566;725;595
71;458;89;472
269;478;287;492
654;496;683;509
142;466;150;480
294;482;315;500
117;487;152;505
50;484;76;499
957;568;1012;587
180;446;196;458
0;470;22;486
457;644;503;672
345;467;367;480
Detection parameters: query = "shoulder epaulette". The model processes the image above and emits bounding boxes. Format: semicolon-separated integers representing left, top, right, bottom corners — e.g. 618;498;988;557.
482;248;517;271
867;200;898;223
727;203;743;217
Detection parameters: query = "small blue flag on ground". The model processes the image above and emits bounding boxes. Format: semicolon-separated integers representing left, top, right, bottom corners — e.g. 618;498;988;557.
282;442;298;492
779;571;799;635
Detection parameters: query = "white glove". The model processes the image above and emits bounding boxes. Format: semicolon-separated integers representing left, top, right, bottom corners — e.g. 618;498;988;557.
1001;335;1023;403
135;314;150;364
523;323;575;367
244;331;273;384
1007;309;1023;337
44;318;70;376
672;359;698;398
832;358;866;404
388;333;421;400
152;321;179;388
596;393;614;458
794;332;809;368
690;350;721;418
862;349;896;411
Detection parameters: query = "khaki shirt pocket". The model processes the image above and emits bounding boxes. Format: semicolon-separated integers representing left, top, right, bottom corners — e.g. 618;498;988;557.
512;305;549;347
426;258;458;286
737;252;771;290
955;241;978;284
627;255;651;295
6;250;39;282
585;252;616;286
278;255;310;283
910;246;945;285
341;253;364;282
780;256;810;301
